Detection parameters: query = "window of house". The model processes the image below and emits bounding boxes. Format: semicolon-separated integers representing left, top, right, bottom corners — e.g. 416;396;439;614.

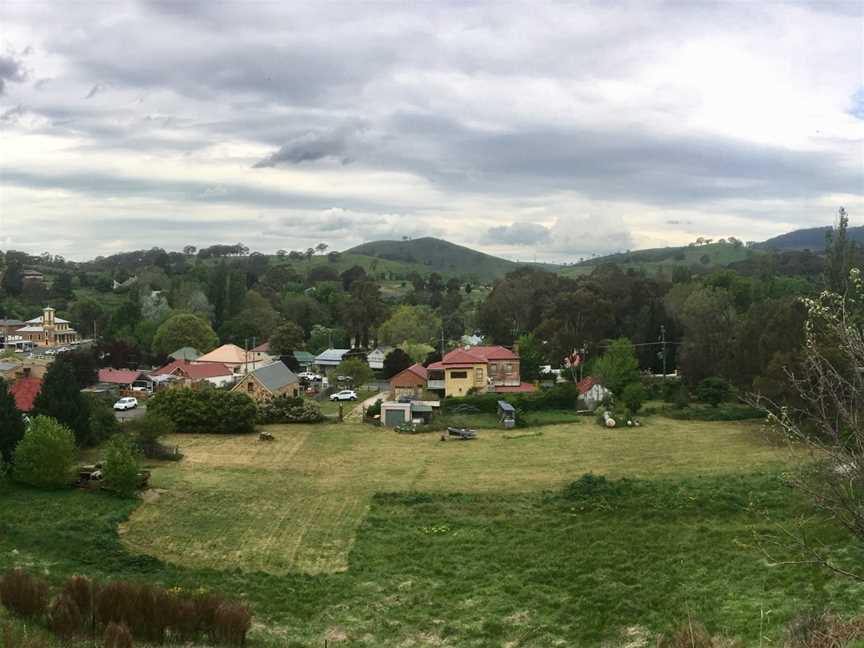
475;368;484;382
247;381;254;392
489;363;498;376
450;371;467;379
504;362;513;373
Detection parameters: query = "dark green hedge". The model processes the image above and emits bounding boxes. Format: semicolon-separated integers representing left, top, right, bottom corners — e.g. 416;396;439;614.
653;404;765;421
441;384;578;414
148;388;257;434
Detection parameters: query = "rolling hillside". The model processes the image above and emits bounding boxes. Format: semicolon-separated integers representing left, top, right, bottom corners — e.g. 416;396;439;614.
753;225;864;252
345;237;556;282
558;241;755;278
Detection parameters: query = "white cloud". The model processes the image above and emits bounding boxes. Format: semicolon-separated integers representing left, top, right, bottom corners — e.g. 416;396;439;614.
0;1;860;259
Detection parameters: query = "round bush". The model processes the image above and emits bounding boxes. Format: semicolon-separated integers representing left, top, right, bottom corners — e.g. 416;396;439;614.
12;416;76;489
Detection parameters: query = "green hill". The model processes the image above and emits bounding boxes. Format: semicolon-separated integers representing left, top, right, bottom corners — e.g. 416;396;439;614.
753;225;864;252
558;242;756;278
345;237;556;282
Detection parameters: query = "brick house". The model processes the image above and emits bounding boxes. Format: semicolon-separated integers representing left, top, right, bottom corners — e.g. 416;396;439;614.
426;346;534;398
231;361;300;403
389;363;428;399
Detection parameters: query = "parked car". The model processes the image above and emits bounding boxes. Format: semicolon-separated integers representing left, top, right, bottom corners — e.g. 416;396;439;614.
330;389;358;401
113;396;138;411
336;375;352;383
298;371;323;381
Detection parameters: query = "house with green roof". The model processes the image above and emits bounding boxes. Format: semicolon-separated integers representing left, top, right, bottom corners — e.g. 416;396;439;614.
169;346;201;362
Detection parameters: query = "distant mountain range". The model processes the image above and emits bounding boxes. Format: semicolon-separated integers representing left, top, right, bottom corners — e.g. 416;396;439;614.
344;224;846;280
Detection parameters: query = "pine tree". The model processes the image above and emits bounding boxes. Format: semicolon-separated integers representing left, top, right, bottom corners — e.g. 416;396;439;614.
33;361;91;447
0;378;26;463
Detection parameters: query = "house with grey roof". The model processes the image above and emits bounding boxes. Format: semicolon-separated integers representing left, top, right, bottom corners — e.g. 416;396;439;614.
314;348;350;368
231;360;300;403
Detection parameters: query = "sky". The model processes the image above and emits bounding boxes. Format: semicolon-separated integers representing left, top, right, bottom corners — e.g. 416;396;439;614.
0;0;862;262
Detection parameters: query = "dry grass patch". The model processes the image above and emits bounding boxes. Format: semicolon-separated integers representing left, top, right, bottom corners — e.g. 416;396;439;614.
122;418;804;575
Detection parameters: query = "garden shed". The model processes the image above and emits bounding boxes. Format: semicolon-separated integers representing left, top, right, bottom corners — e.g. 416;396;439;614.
497;400;516;429
381;401;412;427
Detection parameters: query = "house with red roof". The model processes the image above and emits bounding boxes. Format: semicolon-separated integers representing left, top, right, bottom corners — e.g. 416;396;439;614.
10;377;42;412
97;368;154;393
426;345;534;398
151;359;236;388
389;362;428;399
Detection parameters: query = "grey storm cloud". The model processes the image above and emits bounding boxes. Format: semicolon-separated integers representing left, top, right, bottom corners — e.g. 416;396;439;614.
0;0;861;259
253;125;364;168
486;222;551;245
0;167;403;214
379;112;861;205
0;54;27;94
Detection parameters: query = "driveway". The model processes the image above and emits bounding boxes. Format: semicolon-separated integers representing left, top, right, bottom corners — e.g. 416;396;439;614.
345;392;386;422
115;403;147;422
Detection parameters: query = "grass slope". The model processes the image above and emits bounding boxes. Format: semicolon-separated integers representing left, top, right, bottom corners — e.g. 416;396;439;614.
119;418;802;576
2;468;861;646
559;242;756;278
346;237;557;282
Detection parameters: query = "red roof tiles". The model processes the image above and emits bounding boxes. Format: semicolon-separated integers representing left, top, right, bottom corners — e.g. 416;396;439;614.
10;377;42;412
390;363;428;386
441;345;518;365
152;359;233;380
98;368;144;385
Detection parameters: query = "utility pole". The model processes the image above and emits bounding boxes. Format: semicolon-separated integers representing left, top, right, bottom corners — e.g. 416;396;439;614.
659;325;667;379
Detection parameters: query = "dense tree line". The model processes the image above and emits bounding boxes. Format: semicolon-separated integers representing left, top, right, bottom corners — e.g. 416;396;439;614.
0;212;854;405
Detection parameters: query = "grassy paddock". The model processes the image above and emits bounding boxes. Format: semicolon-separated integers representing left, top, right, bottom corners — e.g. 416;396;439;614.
117;418;804;575
1;472;861;646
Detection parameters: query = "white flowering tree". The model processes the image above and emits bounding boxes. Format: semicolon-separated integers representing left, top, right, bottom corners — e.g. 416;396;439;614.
752;268;864;580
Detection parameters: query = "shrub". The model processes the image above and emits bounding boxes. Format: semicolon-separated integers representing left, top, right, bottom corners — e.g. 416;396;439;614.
672;383;690;409
696;377;735;407
126;412;175;454
102;435;141;497
441;384;578;415
365;398;382;419
103;622;133;648
148;389;257;434
663;404;765;421
48;594;83;638
61;575;97;632
0;569;49;619
213;601;253;646
257;395;324;424
127;584;172;643
195;591;226;640
620;382;647;416
96;581;139;627
168;596;200;641
85;393;120;446
12;416;77;489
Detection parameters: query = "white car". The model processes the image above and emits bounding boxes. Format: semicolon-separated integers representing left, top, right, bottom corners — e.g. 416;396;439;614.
330;389;358;402
298;371;323;381
113;396;138;411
